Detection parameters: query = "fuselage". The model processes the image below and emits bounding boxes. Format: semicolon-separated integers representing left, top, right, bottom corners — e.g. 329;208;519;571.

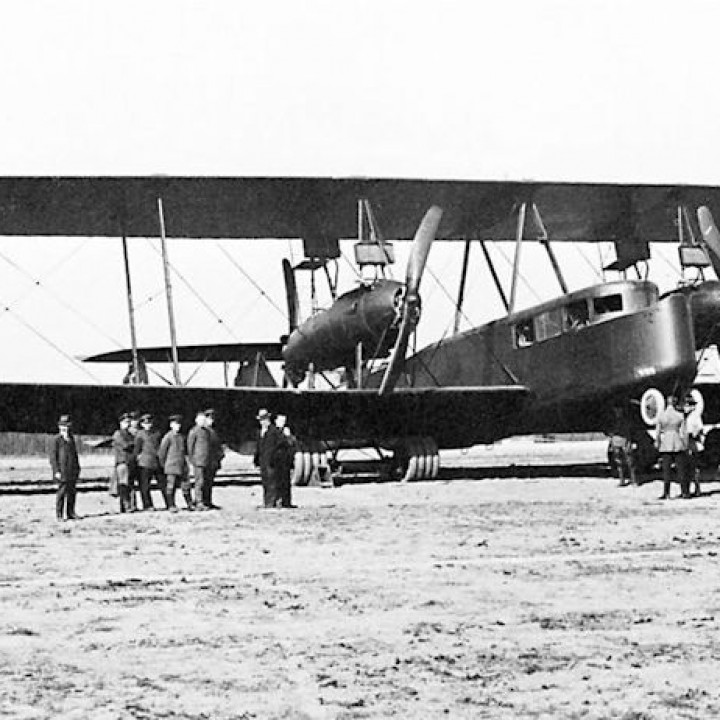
374;280;698;438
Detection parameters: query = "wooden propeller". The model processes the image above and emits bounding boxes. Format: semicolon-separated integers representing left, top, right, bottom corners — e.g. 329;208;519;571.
378;206;443;395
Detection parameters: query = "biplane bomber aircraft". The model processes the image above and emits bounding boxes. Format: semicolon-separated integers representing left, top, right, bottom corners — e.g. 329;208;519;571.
1;177;720;482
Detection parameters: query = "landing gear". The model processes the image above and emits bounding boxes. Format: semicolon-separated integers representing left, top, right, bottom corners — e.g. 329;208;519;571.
292;441;333;487
393;436;440;481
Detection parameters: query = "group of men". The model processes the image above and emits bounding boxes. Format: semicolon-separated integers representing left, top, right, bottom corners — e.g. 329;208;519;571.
110;407;224;513
655;394;704;499
49;406;296;521
608;393;705;499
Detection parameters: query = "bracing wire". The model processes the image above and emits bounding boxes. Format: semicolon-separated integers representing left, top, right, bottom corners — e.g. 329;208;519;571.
144;238;240;340
0;241;176;386
0;246;129;352
574;242;605;282
135;289;165;311
424;265;475;330
214;242;288;321
492;243;544;305
0;302;102;382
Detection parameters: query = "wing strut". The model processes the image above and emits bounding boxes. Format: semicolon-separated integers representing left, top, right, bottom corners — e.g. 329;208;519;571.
508;201;528;313
533;203;568;294
453;238;472;335
157;197;182;385
697;206;720;278
478;239;509;312
120;232;142;384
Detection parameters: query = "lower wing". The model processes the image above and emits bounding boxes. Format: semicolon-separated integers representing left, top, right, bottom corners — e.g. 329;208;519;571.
0;383;530;449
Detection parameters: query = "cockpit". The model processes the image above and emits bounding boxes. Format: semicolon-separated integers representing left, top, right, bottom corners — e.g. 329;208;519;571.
512;280;659;348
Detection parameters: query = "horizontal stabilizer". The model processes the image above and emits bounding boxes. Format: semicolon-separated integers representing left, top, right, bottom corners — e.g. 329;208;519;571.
84;342;284;364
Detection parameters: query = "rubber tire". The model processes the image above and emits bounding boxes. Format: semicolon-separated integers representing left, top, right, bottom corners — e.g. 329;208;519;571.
640;388;665;426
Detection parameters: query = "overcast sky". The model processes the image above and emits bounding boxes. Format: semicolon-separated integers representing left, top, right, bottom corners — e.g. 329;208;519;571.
0;1;715;383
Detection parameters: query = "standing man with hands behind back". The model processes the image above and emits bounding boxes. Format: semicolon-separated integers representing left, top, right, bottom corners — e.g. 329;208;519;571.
254;409;292;508
49;414;80;521
188;409;224;511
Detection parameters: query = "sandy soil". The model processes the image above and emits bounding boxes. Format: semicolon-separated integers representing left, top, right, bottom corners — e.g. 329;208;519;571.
1;453;720;718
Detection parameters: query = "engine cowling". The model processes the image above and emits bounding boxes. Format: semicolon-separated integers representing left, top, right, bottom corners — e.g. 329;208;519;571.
282;279;405;375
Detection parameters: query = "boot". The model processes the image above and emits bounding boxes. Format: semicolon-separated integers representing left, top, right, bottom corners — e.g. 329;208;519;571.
119;485;129;513
66;489;77;520
659;481;671;499
183;489;195;511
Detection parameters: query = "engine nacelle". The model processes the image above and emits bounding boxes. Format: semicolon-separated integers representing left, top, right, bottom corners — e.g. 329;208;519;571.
282;279;406;374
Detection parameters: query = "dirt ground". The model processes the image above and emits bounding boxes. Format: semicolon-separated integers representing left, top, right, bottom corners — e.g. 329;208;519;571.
2;446;720;719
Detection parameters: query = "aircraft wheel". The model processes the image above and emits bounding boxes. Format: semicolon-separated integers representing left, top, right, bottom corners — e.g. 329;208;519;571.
416;436;432;479
425;437;440;479
303;451;315;484
292;450;305;486
640;388;665;426
309;449;322;486
688;388;705;416
293;450;312;486
415;438;428;480
402;438;421;482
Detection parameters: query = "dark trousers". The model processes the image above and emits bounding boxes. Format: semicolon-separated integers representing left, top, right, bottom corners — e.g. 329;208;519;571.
117;463;134;513
193;466;216;507
687;452;701;494
660;452;689;497
139;467;167;509
56;476;77;519
261;467;279;508
611;445;637;485
166;473;193;508
277;466;293;507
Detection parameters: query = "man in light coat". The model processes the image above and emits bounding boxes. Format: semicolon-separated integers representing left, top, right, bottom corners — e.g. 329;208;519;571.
655;394;689;499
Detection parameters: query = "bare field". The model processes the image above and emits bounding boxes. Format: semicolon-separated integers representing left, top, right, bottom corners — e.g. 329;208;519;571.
2;450;720;718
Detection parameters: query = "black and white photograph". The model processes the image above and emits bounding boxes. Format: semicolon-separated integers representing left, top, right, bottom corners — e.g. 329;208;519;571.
1;1;720;717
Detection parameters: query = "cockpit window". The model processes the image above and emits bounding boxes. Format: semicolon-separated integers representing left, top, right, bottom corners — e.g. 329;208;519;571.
565;299;590;329
593;294;623;315
535;308;563;341
514;319;535;347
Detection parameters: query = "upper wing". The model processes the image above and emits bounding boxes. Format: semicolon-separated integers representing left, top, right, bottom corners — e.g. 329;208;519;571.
0;176;716;242
0;382;530;449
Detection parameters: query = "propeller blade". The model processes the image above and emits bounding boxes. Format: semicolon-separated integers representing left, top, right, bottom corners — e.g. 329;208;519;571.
282;258;300;333
406;205;443;300
698;206;720;278
378;206;443;396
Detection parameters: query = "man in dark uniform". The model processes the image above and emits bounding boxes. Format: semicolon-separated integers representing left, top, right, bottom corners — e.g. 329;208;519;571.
112;412;136;512
134;413;168;510
274;413;296;508
188;410;218;511
254;408;289;508
607;405;638;486
202;408;224;509
126;410;141;511
159;414;193;512
49;414;80;521
188;410;208;510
